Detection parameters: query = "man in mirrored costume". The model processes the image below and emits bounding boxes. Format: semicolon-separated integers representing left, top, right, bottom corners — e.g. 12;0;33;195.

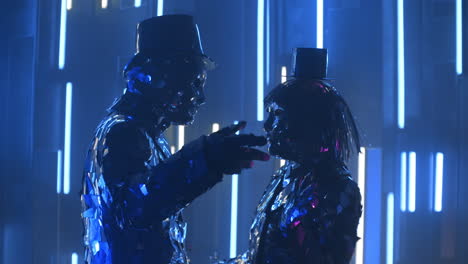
218;48;362;264
81;15;270;264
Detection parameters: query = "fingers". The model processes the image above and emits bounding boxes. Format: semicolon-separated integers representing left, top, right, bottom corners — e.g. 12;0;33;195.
226;134;267;147
237;147;270;161
217;121;247;136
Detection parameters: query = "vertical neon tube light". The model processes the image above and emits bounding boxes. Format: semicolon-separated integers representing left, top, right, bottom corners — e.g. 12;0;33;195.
229;121;239;258
135;0;142;8
408;152;416;212
157;0;164;16
316;0;324;48
64;83;73;194
71;253;78;264
397;0;406;129
178;126;185;150
456;0;463;75
58;0;68;69
57;150;63;194
67;0;72;10
265;0;270;85
212;123;220;133
257;0;265;121
400;152;407;211
355;147;366;264
434;153;444;212
101;0;108;9
170;146;175;154
386;193;395;264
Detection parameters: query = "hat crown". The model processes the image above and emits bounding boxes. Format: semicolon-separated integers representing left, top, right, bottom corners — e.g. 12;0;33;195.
135;15;205;59
292;48;328;79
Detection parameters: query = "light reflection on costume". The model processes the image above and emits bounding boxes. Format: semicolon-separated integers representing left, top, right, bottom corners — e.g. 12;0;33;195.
81;15;269;264
220;48;362;264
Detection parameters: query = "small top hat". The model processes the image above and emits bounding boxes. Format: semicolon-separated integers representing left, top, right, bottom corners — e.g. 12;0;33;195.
126;14;214;71
291;48;328;80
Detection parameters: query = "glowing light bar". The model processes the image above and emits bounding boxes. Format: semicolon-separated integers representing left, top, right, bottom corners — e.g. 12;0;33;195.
178;126;185;150
170;146;175;154
408;151;416;212
134;0;141;8
266;0;270;84
64;82;73;195
71;253;78;264
57;150;63;194
281;66;287;84
456;0;463;75
58;0;68;69
257;0;265;121
400;152;407;212
230;173;239;258
157;0;164;16
355;147;366;264
434;153;444;212
212;123;220;133
397;0;406;129
67;0;72;10
316;0;324;48
101;0;108;9
386;193;395;264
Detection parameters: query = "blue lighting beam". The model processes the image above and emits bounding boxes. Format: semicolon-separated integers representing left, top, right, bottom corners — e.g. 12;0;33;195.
64;82;73;194
257;0;265;121
316;0;324;48
400;152;407;212
408;152;416;212
386;193;394;264
157;0;164;16
230;174;239;258
456;0;463;75
58;0;68;69
134;0;141;8
434;153;444;212
397;0;405;129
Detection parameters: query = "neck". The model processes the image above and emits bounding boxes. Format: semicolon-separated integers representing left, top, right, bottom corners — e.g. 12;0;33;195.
109;92;169;134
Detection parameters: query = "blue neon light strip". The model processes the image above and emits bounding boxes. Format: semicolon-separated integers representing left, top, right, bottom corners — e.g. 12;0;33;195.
316;0;324;48
59;0;68;69
434;152;444;212
64;82;73;194
386;193;394;264
265;0;270;86
230;174;239;258
72;253;78;264
157;0;164;16
57;150;63;194
397;0;405;129
257;0;265;121
400;152;407;212
408;151;416;212
456;0;463;75
135;0;141;8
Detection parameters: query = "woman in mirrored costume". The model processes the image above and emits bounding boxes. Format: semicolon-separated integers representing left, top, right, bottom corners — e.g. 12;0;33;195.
81;15;269;264
219;48;362;264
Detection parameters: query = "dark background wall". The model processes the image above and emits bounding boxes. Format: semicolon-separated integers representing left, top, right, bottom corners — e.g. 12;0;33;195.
0;0;466;263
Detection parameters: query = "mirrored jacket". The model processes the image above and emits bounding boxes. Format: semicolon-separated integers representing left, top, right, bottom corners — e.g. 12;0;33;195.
81;111;222;264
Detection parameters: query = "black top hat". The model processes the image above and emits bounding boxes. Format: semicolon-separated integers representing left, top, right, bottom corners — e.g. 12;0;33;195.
291;48;328;79
126;14;214;71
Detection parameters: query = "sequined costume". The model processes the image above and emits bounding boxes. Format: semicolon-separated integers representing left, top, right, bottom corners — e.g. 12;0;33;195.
80;15;269;264
81;100;223;264
217;48;362;264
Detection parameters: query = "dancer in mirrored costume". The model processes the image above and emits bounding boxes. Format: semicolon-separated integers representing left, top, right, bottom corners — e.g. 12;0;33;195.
81;15;270;264
218;48;362;264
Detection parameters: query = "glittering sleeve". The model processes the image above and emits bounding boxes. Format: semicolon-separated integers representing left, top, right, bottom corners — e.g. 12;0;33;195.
287;178;362;264
102;121;223;229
